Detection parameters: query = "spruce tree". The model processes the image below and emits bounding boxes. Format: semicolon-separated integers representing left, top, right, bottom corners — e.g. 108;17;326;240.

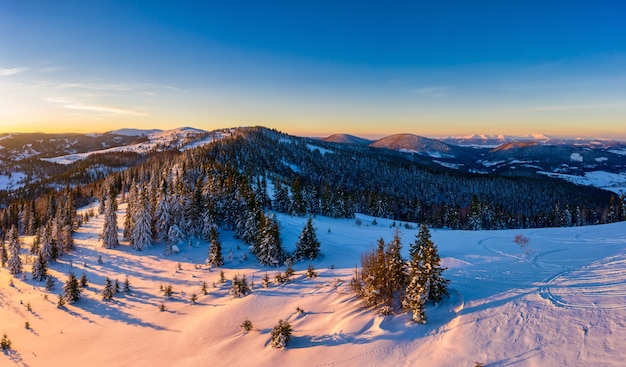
102;277;114;301
0;239;8;267
7;226;23;275
123;276;131;293
102;189;119;249
32;255;48;281
206;226;224;267
131;186;153;251
63;272;81;303
406;224;449;312
256;214;285;267
270;319;292;349
293;217;321;261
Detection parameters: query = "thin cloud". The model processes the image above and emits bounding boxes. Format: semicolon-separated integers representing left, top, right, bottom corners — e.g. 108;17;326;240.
411;86;448;97
45;97;148;116
0;67;27;76
64;103;148;116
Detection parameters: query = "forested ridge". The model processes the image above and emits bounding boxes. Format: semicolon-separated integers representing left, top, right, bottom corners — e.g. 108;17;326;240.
0;126;624;262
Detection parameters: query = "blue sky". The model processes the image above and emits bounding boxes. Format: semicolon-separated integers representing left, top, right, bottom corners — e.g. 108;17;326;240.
1;1;625;138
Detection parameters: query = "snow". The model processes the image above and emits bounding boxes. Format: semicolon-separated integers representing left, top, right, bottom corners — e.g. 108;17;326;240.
2;205;626;366
41;128;223;165
539;170;626;195
609;149;626;156
433;160;463;169
570;153;584;162
0;172;27;191
106;128;163;136
306;144;334;156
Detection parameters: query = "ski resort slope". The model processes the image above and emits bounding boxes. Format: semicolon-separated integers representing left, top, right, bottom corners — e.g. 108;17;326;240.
1;208;626;366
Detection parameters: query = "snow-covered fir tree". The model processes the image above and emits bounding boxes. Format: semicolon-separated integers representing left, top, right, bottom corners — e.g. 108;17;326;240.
407;224;449;304
102;189;119;249
131;185;153;251
40;220;57;262
102;277;114;301
62;272;81;303
0;239;7;267
385;229;406;310
32;254;48;281
164;224;184;255
7;226;23;275
256;214;285;267
293;217;321;261
270;319;292;349
206;226;224;267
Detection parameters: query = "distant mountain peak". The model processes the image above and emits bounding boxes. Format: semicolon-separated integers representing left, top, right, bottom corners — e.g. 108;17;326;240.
321;134;372;145
370;133;453;154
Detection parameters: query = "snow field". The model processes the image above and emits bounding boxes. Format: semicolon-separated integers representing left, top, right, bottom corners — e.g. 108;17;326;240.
1;207;626;366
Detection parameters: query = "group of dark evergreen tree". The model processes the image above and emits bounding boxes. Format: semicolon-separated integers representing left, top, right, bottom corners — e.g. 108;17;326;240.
351;225;448;323
97;147;322;267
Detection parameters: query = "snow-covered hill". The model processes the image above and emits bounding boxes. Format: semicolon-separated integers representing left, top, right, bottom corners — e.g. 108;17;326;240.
2;206;626;366
41;127;225;165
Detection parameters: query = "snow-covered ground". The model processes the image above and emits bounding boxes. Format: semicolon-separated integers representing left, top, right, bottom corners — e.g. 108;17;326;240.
0;172;26;191
539;171;626;195
41;128;225;165
2;207;626;366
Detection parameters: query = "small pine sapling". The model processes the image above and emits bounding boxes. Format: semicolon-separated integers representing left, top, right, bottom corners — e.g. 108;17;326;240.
0;333;11;350
189;293;198;304
159;303;166;312
57;294;66;308
46;276;54;290
163;284;173;298
123;276;131;293
113;279;120;293
25;321;30;329
240;318;253;333
80;273;89;288
270;319;292;349
201;281;208;295
306;264;318;279
262;273;271;288
219;270;226;284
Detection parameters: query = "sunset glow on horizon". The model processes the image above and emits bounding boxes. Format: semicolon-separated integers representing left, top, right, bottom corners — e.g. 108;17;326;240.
1;1;625;139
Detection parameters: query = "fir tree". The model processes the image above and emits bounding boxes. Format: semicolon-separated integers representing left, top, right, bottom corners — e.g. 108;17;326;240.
293;217;321;261
256;214;285;267
131;186;153;251
102;277;114;301
405;224;449;321
306;264;318;278
0;239;8;267
123;276;131;293
206;226;224;267
45;276;55;290
62;272;81;304
102;189;120;249
270;319;292;349
79;273;89;288
0;333;11;351
7;225;23;275
40;221;57;262
32;255;48;281
230;275;251;298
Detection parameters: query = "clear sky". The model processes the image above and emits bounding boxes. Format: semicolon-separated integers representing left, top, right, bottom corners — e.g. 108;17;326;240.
1;1;625;139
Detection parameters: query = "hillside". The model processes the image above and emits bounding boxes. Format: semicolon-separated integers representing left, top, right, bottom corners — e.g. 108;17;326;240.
1;206;625;366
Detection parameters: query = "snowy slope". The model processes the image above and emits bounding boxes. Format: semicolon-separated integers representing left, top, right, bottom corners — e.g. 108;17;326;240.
2;206;626;366
41;128;224;165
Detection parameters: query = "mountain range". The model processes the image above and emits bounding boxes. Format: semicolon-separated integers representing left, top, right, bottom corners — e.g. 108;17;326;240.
1;127;625;195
